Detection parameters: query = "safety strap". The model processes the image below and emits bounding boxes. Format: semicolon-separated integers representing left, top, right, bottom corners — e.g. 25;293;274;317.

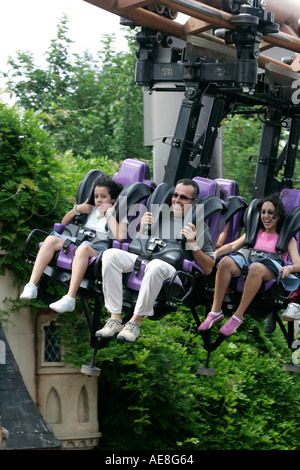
62;228;97;254
62;239;73;254
133;237;166;275
236;248;284;278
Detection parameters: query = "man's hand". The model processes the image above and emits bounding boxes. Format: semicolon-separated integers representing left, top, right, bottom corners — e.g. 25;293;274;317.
181;222;196;245
140;211;154;232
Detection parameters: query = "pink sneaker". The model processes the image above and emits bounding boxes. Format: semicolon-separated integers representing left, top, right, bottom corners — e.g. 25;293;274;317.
198;312;224;331
219;316;242;336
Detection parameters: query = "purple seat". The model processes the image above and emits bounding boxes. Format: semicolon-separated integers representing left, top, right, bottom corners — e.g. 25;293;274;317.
280;188;300;256
215;178;239;197
193;176;225;249
112;159;156;251
215;178;247;245
113;158;156;189
192;176;218;196
280;188;300;214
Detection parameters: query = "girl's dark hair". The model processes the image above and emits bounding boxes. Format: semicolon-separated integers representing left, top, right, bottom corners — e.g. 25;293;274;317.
91;175;123;202
257;193;286;233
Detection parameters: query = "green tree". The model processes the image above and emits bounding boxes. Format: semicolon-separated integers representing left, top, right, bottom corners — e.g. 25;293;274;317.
222;112;300;201
222;113;261;203
3;15;151;163
0;103;66;282
0;101;122;284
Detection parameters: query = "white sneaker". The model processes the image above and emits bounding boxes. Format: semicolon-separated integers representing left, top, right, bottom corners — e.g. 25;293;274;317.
49;295;76;313
95;318;124;339
20;283;37;300
282;303;300;321
117;321;141;343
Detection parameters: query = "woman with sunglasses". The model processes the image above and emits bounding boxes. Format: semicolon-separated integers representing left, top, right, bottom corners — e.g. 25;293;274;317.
198;193;300;336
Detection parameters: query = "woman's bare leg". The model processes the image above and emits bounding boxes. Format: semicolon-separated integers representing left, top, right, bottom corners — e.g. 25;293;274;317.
234;262;276;320
211;256;241;312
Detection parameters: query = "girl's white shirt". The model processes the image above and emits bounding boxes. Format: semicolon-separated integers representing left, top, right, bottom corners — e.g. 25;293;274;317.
84;206;109;234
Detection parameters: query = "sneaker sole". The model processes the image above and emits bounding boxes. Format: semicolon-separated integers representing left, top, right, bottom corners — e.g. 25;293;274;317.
95;331;120;339
117;335;138;343
50;305;75;313
220;324;240;336
282;315;300;321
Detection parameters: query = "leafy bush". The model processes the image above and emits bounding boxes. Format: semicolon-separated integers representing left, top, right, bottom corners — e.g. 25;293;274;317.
92;307;300;451
0;101;122;283
0;103;67;282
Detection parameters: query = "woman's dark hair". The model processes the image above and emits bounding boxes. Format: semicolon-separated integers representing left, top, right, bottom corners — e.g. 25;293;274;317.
90;175;123;203
257;193;286;233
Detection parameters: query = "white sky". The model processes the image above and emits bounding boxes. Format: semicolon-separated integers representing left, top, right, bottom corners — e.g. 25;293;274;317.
0;0;188;103
0;0;129;73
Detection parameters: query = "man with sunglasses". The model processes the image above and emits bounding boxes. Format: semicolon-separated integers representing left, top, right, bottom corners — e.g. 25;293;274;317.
96;178;215;343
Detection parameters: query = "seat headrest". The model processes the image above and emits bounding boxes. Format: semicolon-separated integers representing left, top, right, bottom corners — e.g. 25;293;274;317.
243;199;260;247
113;158;151;187
215;178;240;197
115;182;154;222
192;176;219;197
280;188;300;213
276;206;300;252
76;169;105;205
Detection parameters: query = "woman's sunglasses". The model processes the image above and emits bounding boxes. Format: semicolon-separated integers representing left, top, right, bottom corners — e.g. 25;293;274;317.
260;209;275;215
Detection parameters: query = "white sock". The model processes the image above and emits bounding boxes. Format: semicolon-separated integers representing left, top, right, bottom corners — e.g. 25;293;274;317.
211;311;222;316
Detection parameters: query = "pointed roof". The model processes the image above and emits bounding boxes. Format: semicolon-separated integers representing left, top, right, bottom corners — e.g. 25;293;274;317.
0;323;61;450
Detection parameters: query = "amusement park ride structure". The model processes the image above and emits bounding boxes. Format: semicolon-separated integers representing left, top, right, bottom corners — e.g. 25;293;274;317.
85;0;300;198
4;1;300;450
73;0;300;376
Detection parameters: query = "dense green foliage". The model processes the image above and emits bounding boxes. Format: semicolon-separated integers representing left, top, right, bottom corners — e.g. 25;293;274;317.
58;305;300;451
0;102;122;283
0;104;65;282
1;16;299;452
222;114;261;202
222;113;300;202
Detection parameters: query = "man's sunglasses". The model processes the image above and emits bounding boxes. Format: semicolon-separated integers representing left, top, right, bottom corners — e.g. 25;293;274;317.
172;192;195;201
